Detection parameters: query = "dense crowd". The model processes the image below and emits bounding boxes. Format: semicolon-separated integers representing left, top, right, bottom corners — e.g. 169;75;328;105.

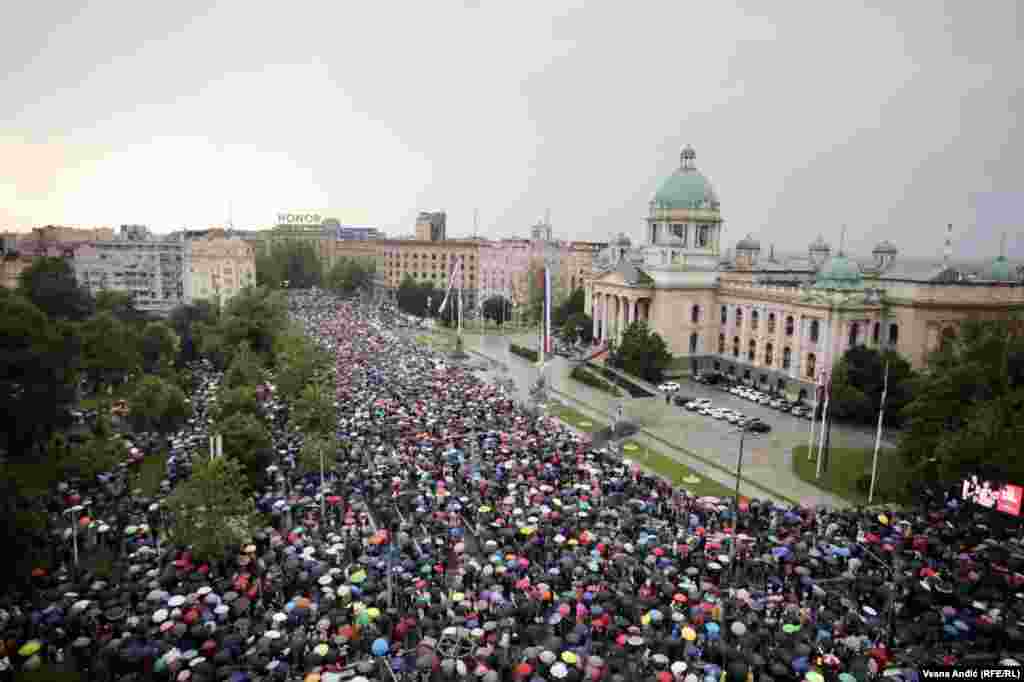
3;290;1024;682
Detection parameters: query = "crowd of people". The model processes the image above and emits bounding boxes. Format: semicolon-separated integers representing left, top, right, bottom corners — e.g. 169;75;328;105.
3;289;1024;682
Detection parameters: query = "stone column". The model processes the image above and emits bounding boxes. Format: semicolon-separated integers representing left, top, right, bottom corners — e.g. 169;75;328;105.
592;293;601;341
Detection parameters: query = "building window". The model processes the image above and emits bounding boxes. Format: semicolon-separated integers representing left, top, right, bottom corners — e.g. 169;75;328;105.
785;315;794;336
718;334;725;354
751;310;759;330
713;361;721;371
889;323;899;346
765;342;774;366
736;308;743;326
872;322;880;344
806;353;817;378
698;226;709;247
691;305;699;324
782;347;792;370
748;339;756;362
767;312;776;333
810;319;820;343
690;333;698;354
721;305;727;324
849;323;859;348
732;336;740;358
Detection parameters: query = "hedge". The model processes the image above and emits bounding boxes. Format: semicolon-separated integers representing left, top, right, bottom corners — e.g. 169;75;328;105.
510;343;539;362
570;365;622;397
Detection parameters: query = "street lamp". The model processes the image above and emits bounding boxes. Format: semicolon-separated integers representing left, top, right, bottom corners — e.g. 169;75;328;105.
728;423;760;575
64;500;91;570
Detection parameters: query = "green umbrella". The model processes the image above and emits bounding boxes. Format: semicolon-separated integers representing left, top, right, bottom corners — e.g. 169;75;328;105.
355;610;370;626
782;624;801;634
350;570;367;584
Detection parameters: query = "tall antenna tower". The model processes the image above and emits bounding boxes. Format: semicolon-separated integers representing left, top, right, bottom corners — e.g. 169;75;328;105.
473;208;479;239
227;200;234;232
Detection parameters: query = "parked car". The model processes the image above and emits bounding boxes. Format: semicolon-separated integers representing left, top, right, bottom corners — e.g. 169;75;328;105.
690;398;712;410
659;382;681;393
746;419;772;433
769;399;783;409
672;394;693;406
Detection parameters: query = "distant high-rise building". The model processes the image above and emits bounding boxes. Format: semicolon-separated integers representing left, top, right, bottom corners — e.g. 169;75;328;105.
415;212;447;242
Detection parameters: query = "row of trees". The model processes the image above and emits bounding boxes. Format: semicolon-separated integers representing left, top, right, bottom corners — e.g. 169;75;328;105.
255;240;375;296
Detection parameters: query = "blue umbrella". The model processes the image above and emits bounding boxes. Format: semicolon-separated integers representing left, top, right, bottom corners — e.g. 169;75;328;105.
372;638;390;657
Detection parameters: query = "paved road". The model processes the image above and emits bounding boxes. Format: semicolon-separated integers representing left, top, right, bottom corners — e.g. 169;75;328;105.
453;332;855;507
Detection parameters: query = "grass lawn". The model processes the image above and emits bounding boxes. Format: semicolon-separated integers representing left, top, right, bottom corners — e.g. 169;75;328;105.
542;402;733;498
622;440;735;498
131;448;169;497
415;334;454;351
792;444;911;505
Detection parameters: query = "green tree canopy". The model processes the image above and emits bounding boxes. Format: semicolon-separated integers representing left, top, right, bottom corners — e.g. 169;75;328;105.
609;320;672;383
165;457;258;562
396;275;441;318
292;380;336;437
95;290;145;326
0;293;81;456
827;346;915;425
168;301;220;366
79;311;141;391
296;434;341;477
215;385;262;424
325;257;376;295
217;412;273;490
128;375;191;435
218;286;288;363
224;340;264;390
482;295;513;326
274;330;325;403
553;287;586;330
560;312;594;345
139;321;181;375
899;317;1024;484
255;241;323;289
16;256;94;322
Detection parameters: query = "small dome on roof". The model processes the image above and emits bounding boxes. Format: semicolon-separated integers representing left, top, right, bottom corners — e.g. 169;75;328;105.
612;233;632;247
736;234;761;251
809;235;831;253
982;256;1016;282
872;240;898;254
813;254;864;290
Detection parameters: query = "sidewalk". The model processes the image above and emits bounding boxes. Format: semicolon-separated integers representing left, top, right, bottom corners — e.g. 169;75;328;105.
456;333;850;508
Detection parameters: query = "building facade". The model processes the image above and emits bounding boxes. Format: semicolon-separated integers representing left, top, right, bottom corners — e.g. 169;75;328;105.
73;225;187;314
415;212;447;242
183;231;257;307
588;146;1024;400
1;226;117;289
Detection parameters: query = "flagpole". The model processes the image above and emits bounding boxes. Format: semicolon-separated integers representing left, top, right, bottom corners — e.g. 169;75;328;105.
815;373;831;479
807;373;821;461
868;361;890;504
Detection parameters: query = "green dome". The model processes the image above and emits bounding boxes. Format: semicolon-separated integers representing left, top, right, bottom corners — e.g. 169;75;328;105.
651;146;719;210
983;256;1015;282
813;254;864;290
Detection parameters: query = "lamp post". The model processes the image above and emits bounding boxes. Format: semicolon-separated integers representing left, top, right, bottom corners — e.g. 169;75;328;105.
64;501;90;570
729;423;758;578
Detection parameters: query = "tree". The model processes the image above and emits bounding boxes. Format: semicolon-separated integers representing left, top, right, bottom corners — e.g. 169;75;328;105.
0;293;81;456
827;346;915;425
274;330;324;403
219;286;288;363
326;257;376;295
292;380;336;438
95;290;144;326
129;375;191;435
560;312;594;345
553;288;586;330
165;457;258;562
296;434;341;477
899;317;1024;484
224;341;264;390
16;256;94;321
169;301;220;366
217;412;273;490
214;385;262;424
255;241;323;289
139;321;181;375
610;320;672;383
396;275;439;318
482;295;513;326
79;311;141;392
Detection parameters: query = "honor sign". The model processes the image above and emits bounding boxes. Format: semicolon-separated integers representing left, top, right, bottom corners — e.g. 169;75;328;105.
276;213;324;226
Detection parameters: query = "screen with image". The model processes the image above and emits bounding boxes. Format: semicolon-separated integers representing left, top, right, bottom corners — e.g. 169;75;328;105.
962;477;1022;516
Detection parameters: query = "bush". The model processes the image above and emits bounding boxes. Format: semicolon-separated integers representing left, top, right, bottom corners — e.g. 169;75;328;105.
510;343;539;362
570;365;622;396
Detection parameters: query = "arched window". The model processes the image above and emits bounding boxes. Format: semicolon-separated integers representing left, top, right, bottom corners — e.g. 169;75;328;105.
889;323;899;346
785;315;794;336
721;305;727;324
782;347;792;370
748;339;756;362
848;323;860;348
736;308;743;326
718;333;725;354
732;336;740;358
767;312;776;333
810;319;820;343
765;342;774;366
751;310;759;330
691;305;700;324
806;353;817;378
777;378;785;392
872;322;880;344
689;332;698;354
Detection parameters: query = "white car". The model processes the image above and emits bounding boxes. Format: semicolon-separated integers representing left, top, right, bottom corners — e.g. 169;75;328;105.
727;413;743;424
730;387;744;396
698;406;714;416
769;399;783;409
659;382;681;393
758;396;772;405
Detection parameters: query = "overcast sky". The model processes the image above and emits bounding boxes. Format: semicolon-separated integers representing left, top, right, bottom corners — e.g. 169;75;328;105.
1;1;1021;259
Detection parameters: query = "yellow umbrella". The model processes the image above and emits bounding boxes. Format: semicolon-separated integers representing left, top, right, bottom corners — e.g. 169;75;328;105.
18;640;42;656
562;651;578;664
682;627;697;642
366;607;381;620
520;527;536;536
452;593;465;603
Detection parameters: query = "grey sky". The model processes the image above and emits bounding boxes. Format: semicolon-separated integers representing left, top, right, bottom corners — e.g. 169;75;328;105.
1;1;1021;259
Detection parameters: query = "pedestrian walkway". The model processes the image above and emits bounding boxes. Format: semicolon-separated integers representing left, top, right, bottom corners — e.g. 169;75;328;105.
455;333;850;508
